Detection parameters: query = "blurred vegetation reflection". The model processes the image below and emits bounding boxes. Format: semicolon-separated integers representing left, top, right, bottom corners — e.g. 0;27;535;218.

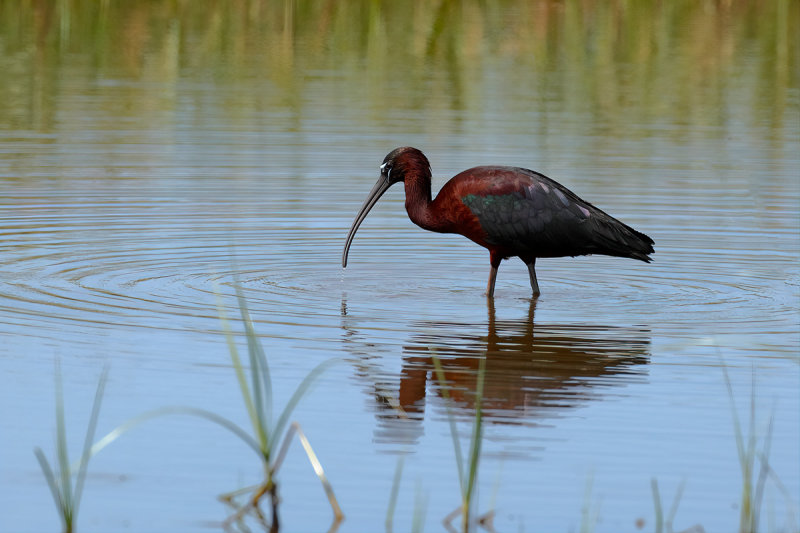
0;0;796;137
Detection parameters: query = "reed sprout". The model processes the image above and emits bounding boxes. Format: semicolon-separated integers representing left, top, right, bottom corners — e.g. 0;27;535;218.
650;477;687;533
214;283;342;530
720;365;798;533
34;361;108;533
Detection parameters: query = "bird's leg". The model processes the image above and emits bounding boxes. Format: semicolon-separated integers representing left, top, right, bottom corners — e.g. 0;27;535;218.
486;265;498;298
486;252;502;298
526;259;541;297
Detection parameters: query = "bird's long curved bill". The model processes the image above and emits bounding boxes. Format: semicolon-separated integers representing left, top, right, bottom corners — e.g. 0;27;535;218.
342;174;393;268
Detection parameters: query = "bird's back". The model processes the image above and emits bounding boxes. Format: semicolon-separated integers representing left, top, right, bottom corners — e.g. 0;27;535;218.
433;166;654;262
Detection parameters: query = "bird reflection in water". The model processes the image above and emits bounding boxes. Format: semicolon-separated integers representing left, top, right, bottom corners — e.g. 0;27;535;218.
341;298;651;448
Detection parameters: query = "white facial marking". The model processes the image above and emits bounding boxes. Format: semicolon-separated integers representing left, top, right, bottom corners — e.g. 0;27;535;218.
380;162;388;171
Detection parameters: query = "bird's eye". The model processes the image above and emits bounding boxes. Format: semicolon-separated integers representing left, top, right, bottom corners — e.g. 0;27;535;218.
381;162;392;178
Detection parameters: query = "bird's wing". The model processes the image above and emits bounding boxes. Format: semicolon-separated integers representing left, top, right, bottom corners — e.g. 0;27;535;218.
458;168;643;259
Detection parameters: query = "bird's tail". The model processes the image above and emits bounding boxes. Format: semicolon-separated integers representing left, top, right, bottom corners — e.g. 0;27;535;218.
593;217;655;262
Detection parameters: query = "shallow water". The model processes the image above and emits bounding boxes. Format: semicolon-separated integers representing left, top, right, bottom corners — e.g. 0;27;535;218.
1;2;799;532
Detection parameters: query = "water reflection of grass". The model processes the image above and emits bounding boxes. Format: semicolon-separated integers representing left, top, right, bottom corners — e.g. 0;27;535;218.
0;1;795;135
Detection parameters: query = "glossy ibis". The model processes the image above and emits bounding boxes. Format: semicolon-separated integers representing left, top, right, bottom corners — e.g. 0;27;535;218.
342;147;654;297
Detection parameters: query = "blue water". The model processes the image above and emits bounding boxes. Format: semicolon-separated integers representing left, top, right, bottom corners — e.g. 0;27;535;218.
1;8;798;532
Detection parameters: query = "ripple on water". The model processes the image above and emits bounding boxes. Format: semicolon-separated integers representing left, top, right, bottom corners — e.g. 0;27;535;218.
1;178;797;353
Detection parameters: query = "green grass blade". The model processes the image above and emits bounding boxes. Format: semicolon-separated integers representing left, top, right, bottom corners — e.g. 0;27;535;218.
721;359;752;532
245;326;268;448
215;289;265;452
722;361;760;533
72;365;108;522
269;358;340;458
33;447;67;528
651;478;663;533
760;456;798;529
463;354;486;518
753;413;775;531
742;372;757;532
288;422;344;522
53;360;73;523
666;479;686;532
432;355;466;498
89;406;263;462
385;456;405;533
234;283;272;450
721;362;745;465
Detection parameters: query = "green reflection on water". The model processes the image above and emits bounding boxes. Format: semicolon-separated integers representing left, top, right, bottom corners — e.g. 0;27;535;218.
0;0;796;137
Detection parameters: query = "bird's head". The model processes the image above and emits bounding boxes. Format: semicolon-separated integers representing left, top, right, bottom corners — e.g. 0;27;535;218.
342;147;430;268
380;146;430;185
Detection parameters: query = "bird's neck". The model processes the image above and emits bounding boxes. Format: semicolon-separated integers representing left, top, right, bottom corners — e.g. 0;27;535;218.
404;174;443;232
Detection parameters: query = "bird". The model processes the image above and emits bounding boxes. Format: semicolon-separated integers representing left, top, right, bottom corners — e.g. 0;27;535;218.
342;147;654;298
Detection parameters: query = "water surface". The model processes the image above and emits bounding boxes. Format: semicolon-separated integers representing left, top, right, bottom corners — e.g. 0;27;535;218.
1;2;798;532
